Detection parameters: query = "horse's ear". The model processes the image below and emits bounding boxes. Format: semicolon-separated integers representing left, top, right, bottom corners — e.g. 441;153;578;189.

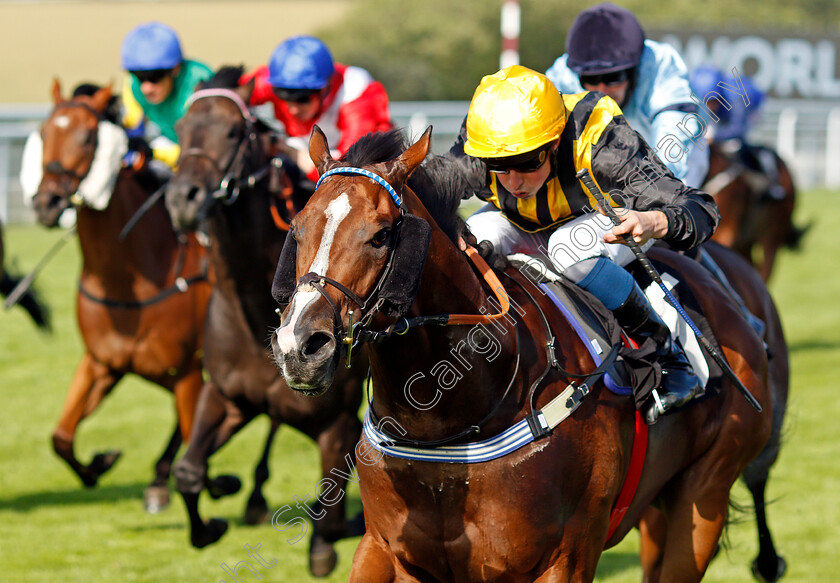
51;78;63;104
237;78;255;103
90;84;113;113
384;126;432;187
310;125;336;174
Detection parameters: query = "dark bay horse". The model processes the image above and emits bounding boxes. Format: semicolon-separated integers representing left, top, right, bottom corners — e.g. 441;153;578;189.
164;68;365;576
1;218;51;330
31;80;212;512
704;143;806;281
271;126;773;582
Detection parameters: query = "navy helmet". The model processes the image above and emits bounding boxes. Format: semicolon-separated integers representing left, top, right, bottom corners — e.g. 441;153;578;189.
566;3;645;75
268;36;335;90
121;22;183;71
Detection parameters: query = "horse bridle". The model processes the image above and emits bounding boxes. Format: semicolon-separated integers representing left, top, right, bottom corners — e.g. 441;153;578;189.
283;167;514;361
179;89;271;207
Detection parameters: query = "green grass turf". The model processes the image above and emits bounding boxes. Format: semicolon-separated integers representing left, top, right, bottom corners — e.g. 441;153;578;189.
0;189;835;581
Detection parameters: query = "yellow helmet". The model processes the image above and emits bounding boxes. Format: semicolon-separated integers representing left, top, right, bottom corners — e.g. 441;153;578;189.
464;65;566;159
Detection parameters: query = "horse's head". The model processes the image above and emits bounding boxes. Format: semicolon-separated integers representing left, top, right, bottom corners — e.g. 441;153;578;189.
166;71;260;230
270;126;432;394
33;80;113;227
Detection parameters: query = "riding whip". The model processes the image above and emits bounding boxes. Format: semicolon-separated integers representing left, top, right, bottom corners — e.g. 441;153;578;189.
575;168;762;413
3;224;76;310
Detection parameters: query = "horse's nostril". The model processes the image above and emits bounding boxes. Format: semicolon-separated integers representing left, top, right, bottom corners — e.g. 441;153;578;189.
302;332;334;358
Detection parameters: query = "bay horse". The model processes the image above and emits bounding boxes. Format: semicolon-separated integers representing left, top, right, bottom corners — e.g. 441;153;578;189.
704;143;806;281
164;67;366;576
30;80;212;512
644;240;790;582
271;126;773;582
1;218;51;330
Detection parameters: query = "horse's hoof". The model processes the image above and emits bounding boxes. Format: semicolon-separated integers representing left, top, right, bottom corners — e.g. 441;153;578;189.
191;518;229;549
144;485;170;514
309;537;338;578
207;475;241;499
344;511;366;538
243;499;269;525
82;450;122;487
751;555;787;582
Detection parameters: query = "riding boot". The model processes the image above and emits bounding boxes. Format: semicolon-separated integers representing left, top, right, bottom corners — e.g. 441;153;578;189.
612;286;703;425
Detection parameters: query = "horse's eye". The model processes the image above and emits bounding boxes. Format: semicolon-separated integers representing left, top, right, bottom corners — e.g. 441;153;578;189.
227;126;240;140
370;228;390;248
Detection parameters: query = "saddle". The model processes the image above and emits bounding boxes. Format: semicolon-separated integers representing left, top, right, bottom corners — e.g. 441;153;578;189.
509;253;724;410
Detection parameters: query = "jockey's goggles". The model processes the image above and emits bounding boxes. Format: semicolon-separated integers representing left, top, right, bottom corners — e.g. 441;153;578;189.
131;68;173;84
484;144;552;175
579;68;630;87
273;87;319;104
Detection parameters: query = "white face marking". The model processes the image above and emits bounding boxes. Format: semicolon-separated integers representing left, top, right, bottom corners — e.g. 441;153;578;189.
54;115;70;129
275;193;352;353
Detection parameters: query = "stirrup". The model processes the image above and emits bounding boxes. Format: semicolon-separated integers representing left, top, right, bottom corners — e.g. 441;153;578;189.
650;389;665;416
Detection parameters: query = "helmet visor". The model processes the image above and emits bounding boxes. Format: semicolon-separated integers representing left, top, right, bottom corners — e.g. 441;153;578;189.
273;87;319;104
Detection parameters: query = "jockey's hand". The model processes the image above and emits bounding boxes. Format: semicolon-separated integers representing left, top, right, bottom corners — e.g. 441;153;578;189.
601;207;668;247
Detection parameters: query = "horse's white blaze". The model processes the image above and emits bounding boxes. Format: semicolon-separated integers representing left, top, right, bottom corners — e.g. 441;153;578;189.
54;115;70;129
275;193;352;354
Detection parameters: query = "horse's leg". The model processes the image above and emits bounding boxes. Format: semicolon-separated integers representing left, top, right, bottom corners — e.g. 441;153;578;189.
744;476;787;582
308;410;365;577
348;533;396;583
173;380;252;548
144;421;182;514
52;353;123;487
143;367;204;513
242;419;280;525
638;507;667;583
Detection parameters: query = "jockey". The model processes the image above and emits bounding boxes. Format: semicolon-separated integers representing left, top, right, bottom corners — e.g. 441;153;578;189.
449;65;720;425
120;22;213;170
546;2;709;189
241;35;392;182
690;65;785;200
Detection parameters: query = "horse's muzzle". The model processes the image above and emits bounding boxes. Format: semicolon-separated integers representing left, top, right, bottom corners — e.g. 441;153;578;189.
165;179;208;231
32;190;70;228
271;325;338;396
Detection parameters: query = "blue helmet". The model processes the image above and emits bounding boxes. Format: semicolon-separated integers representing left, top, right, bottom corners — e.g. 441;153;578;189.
121;22;183;71
268;36;335;90
566;3;645;75
690;65;725;97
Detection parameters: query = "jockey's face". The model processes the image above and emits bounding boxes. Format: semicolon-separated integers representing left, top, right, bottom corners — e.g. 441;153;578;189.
495;144;555;200
135;65;178;105
284;93;322;122
581;80;629;108
580;68;632;108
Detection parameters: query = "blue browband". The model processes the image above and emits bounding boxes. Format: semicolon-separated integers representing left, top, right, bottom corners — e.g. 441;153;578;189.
316;167;403;208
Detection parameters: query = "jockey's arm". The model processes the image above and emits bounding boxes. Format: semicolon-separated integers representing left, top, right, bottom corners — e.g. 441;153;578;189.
591;118;720;251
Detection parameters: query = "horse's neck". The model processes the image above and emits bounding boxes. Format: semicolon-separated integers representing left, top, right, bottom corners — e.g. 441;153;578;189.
367;234;522;441
206;186;285;338
76;174;177;284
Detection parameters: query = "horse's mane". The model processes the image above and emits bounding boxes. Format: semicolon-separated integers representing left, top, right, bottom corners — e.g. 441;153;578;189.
203;65;246;90
340;129;471;242
72;83;120;125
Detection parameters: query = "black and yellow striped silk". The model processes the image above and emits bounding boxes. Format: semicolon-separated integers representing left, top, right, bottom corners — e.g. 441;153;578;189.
486;92;623;232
